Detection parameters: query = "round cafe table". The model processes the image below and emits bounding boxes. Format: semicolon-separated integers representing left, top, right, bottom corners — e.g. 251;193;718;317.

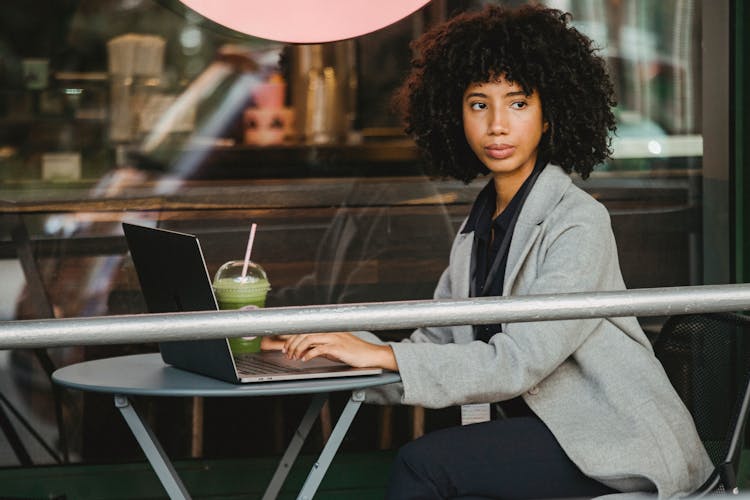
53;353;401;500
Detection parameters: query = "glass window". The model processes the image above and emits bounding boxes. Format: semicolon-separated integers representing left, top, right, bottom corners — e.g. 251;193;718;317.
0;0;716;470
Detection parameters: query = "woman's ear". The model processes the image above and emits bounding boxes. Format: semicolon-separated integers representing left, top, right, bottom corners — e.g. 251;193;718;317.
543;120;550;133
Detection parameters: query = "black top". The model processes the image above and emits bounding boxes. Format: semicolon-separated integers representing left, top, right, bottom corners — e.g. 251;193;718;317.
465;178;527;340
463;160;545;340
462;160;546;418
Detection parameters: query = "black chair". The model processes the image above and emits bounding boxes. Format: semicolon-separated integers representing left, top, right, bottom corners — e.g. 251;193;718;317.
653;312;750;496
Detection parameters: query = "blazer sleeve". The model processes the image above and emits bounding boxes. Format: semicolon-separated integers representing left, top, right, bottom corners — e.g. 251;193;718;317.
390;200;624;409
363;226;466;405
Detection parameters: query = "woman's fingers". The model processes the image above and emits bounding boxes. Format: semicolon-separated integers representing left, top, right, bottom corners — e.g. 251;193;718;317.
279;332;398;371
284;333;317;358
299;344;329;362
284;333;316;359
283;332;345;360
282;333;397;370
260;335;289;351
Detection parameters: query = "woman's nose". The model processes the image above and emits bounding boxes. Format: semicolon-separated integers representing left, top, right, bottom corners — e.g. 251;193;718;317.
488;110;509;135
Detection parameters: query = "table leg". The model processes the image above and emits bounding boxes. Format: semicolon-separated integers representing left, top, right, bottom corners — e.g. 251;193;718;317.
114;395;191;500
190;396;203;457
296;390;365;500
262;392;328;500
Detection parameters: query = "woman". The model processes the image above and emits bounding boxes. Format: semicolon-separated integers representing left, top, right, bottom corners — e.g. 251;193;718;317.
265;5;712;498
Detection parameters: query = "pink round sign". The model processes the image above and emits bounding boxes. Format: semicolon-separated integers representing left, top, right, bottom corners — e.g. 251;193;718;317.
180;0;432;43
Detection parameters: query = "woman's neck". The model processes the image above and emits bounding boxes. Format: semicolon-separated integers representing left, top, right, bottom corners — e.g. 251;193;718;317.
492;170;532;217
491;154;540;217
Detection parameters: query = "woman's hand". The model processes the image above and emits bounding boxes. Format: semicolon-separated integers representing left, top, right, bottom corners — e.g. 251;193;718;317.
260;335;290;351
283;332;398;371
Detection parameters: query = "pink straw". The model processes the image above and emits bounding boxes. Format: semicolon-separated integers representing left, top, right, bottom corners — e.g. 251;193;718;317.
241;223;257;279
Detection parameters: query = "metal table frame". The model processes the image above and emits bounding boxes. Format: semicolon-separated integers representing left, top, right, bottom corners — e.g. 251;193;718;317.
52;353;401;500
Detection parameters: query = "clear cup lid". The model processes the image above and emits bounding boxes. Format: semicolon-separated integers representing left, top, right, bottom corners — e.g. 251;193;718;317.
213;259;270;286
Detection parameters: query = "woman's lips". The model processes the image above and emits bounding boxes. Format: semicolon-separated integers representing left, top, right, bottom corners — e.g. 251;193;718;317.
485;144;515;160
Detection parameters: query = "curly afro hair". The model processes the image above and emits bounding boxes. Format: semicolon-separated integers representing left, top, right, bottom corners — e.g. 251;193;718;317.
395;4;617;183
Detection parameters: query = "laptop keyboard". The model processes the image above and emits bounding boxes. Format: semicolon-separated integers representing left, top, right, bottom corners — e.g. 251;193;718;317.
234;355;302;375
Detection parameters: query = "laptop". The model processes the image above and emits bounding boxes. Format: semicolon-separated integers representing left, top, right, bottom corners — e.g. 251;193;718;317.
122;222;383;383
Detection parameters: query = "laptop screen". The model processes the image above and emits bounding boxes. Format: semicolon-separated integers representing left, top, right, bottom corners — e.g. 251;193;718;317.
122;222;240;382
122;223;218;314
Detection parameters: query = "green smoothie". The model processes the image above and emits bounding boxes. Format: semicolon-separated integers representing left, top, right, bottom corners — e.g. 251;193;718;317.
213;277;270;309
213;276;271;354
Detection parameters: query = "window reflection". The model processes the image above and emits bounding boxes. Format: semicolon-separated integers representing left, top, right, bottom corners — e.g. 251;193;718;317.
0;0;706;469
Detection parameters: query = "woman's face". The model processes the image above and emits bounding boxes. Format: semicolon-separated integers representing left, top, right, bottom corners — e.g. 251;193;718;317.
462;78;548;184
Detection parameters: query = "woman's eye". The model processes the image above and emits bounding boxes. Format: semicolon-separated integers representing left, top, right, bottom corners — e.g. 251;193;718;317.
470;102;486;110
511;101;527;110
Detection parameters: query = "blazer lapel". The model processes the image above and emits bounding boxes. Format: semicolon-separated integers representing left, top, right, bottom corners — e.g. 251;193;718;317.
452;232;474;299
503;222;541;294
449;232;475;343
503;165;572;294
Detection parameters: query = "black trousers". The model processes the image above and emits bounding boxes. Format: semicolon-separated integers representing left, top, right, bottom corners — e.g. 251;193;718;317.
385;416;618;500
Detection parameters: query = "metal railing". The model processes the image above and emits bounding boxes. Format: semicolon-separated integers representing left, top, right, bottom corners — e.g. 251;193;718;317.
1;283;749;350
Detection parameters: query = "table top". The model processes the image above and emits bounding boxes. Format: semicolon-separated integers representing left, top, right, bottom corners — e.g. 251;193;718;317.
52;353;401;397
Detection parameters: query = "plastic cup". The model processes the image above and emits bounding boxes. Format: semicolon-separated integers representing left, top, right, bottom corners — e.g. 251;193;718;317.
213;260;271;354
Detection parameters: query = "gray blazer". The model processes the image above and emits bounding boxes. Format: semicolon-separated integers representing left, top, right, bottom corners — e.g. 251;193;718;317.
363;165;713;498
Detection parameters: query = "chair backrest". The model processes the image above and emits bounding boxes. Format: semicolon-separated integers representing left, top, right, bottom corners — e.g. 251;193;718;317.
653;312;750;493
